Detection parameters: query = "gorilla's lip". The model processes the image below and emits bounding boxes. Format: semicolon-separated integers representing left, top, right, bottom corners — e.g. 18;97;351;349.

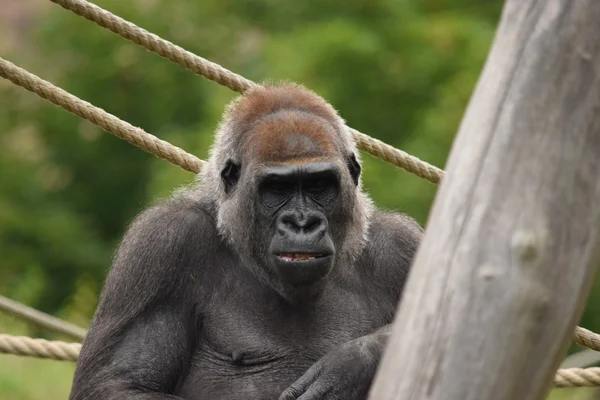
275;253;328;262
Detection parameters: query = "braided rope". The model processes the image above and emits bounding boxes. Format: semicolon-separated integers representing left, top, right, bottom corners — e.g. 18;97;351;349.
3;289;600;362
49;0;444;184
0;334;81;362
50;0;257;94
3;325;599;364
1;334;598;387
554;368;600;388
0;57;205;173
349;128;443;183
574;326;600;352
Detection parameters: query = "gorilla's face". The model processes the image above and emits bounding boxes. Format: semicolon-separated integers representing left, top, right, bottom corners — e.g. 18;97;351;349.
215;104;364;300
220;154;361;297
258;161;339;286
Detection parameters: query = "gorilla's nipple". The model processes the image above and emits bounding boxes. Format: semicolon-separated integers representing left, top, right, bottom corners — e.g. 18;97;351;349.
230;350;245;365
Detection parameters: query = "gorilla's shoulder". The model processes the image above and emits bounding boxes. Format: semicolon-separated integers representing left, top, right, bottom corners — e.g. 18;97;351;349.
119;196;220;262
357;210;423;287
367;210;423;254
102;197;220;309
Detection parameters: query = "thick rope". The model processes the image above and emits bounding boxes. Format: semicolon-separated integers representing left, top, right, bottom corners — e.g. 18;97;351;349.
3;293;600;362
574;326;600;352
0;295;86;341
0;334;81;362
5;289;599;354
50;0;257;94
554;368;600;388
0;57;205;173
0;334;597;387
49;0;444;184
350;128;443;183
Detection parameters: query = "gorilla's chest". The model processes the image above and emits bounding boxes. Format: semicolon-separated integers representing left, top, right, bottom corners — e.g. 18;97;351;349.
177;283;389;400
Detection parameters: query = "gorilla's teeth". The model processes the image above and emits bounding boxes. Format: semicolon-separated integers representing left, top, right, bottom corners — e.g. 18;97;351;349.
279;253;320;261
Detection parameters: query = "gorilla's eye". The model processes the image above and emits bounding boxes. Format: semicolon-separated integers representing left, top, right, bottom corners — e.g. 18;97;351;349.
266;180;292;194
221;160;240;194
306;178;331;194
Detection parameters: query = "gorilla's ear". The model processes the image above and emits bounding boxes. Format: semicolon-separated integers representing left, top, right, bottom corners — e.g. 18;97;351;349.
221;160;241;194
346;153;361;186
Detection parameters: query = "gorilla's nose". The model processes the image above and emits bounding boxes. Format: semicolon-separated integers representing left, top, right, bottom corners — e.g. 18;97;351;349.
277;210;327;241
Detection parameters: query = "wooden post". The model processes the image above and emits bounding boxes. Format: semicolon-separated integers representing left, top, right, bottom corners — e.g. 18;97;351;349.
369;1;600;399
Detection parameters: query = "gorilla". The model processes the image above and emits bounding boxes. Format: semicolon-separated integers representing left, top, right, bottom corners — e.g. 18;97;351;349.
69;83;423;400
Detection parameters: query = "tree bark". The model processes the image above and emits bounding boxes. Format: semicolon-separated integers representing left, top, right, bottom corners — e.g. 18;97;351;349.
369;1;600;399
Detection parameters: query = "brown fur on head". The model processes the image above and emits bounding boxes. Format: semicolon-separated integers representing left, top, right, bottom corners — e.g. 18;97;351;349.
222;83;341;137
246;109;339;164
198;82;374;293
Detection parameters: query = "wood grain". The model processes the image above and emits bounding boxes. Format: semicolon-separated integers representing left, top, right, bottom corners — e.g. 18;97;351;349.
369;1;600;399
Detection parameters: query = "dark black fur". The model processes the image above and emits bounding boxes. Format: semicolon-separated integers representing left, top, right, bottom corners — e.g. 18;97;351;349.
69;84;423;400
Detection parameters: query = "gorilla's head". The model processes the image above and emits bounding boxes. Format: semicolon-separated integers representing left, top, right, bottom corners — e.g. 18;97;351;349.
201;83;374;301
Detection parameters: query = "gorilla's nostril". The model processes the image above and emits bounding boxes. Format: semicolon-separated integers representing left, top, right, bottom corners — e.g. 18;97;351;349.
280;214;300;232
285;220;298;232
304;218;323;233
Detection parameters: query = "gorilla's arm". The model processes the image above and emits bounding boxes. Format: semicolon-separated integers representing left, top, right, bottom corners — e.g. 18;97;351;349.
69;202;211;400
280;211;422;400
279;325;391;400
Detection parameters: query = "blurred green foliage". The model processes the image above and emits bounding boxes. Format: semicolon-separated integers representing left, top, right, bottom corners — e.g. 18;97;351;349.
0;0;598;399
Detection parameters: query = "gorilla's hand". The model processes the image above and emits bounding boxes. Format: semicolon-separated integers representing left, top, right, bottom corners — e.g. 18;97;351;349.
278;334;385;400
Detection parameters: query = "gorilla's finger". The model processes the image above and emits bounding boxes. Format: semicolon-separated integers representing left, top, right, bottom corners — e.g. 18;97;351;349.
296;384;331;400
279;383;304;400
279;368;322;400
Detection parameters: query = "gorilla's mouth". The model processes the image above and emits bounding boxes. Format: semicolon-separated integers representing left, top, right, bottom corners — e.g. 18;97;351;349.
276;253;327;262
273;251;334;286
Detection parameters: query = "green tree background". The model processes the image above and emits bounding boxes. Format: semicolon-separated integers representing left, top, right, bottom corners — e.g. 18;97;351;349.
0;0;598;399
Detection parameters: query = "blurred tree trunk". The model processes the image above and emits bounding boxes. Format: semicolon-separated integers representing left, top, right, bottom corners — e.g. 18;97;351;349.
369;1;600;399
